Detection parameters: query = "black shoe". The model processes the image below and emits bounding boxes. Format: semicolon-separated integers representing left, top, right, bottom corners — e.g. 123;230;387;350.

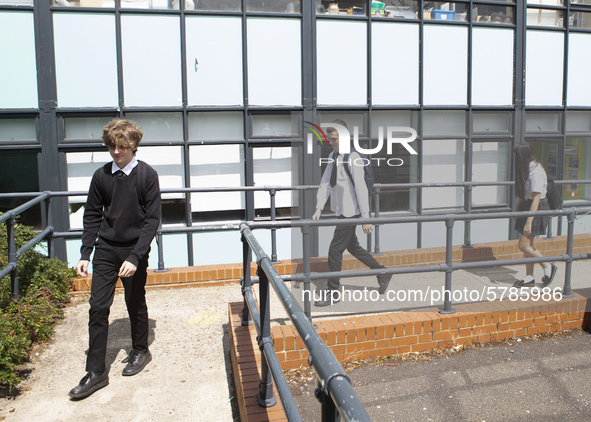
513;278;535;288
542;263;558;287
377;271;393;295
314;289;339;307
122;350;152;376
68;370;109;399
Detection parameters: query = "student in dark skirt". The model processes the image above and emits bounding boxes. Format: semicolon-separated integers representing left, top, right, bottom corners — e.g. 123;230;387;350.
512;142;557;288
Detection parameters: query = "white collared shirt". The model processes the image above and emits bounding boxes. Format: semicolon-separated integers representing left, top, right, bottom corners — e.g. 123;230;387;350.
316;151;370;218
111;156;138;176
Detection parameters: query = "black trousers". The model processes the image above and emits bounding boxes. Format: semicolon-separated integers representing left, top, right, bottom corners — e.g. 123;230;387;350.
326;216;382;291
86;240;150;373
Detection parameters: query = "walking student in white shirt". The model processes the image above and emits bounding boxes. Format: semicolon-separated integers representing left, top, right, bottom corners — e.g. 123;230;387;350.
512;141;557;288
312;119;392;307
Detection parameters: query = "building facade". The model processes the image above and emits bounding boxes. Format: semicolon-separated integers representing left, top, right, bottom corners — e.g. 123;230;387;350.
1;0;591;269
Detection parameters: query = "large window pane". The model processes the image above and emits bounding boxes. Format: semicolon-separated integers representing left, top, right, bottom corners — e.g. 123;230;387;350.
473;112;511;133
525;112;560;133
252;114;298;137
247;0;300;13
424;2;469;21
186;17;243;107
0;152;40;228
52;0;114;7
189;144;245;222
124;113;183;142
53;13;118;108
473;3;514;23
247;18;301;106
563;138;591;201
567;33;591;107
527;8;564;27
529;140;560;181
423;25;468;106
253;147;295;217
120;0;179;9
472;28;514;106
424;111;466;136
472;142;509;207
422;139;465;209
526;30;564;106
121;15;182;107
371;22;419;106
64;116;115;140
193;0;241;11
0;118;36;142
317;20;367;105
188;112;243;140
566;111;591;133
66;151;112;230
317;1;366;16
0;11;37;109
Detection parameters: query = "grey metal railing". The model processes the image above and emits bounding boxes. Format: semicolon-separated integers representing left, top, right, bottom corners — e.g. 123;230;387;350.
240;223;371;422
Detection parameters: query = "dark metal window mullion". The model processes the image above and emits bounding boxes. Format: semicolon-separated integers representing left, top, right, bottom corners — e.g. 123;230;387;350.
179;2;194;266
417;0;425;249
242;0;254;222
115;0;125;115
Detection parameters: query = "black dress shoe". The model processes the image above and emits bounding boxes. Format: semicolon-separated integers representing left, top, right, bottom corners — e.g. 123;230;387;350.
314;289;339;307
377;272;393;295
122;350;152;376
542;263;558;287
68;370;109;399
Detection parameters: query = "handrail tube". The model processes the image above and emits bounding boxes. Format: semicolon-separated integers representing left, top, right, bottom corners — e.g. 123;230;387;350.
241;224;371;422
0;192;50;224
287;254;572;282
15;226;53;259
0;263;16;280
243;207;588;230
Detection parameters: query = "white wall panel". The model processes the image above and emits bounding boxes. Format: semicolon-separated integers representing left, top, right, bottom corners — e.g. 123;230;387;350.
247;18;301;106
317;20;367;106
472;27;514;106
371;22;419;106
567;33;591;107
423;25;468;106
186;16;243;106
0;11;37;109
121;15;182;107
525;30;564;106
54;13;118;108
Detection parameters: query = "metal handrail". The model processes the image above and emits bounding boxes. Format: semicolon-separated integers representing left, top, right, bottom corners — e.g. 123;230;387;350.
240;223;371;422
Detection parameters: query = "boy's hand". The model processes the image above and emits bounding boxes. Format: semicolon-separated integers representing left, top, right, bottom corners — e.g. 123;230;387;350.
312;209;322;220
76;260;89;277
362;224;373;234
119;261;137;278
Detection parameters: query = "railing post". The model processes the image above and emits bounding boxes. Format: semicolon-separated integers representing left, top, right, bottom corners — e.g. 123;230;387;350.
44;195;53;259
154;223;169;273
546;217;554;240
241;233;253;326
257;264;277;407
269;188;278;263
440;216;456;314
302;223;312;322
463;184;473;248
373;186;381;255
315;380;340;422
7;215;19;300
562;209;576;298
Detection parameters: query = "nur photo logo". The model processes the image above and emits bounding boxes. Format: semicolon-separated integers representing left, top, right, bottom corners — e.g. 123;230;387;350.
304;121;418;167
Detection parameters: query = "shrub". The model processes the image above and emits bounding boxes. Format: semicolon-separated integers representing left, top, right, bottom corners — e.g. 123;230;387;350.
0;214;75;388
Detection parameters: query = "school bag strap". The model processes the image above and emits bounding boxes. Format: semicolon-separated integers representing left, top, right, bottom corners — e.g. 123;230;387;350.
546;178;563;210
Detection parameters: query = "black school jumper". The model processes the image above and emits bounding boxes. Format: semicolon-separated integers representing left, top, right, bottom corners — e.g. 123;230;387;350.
80;162;161;373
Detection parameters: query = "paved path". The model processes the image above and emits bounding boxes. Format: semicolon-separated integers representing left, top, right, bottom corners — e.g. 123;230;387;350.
1;258;590;421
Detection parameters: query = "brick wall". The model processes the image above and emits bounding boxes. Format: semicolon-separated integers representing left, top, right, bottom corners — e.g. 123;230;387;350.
270;289;591;370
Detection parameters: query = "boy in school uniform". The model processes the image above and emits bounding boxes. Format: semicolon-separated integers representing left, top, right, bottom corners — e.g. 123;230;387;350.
312;119;392;307
69;119;161;399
